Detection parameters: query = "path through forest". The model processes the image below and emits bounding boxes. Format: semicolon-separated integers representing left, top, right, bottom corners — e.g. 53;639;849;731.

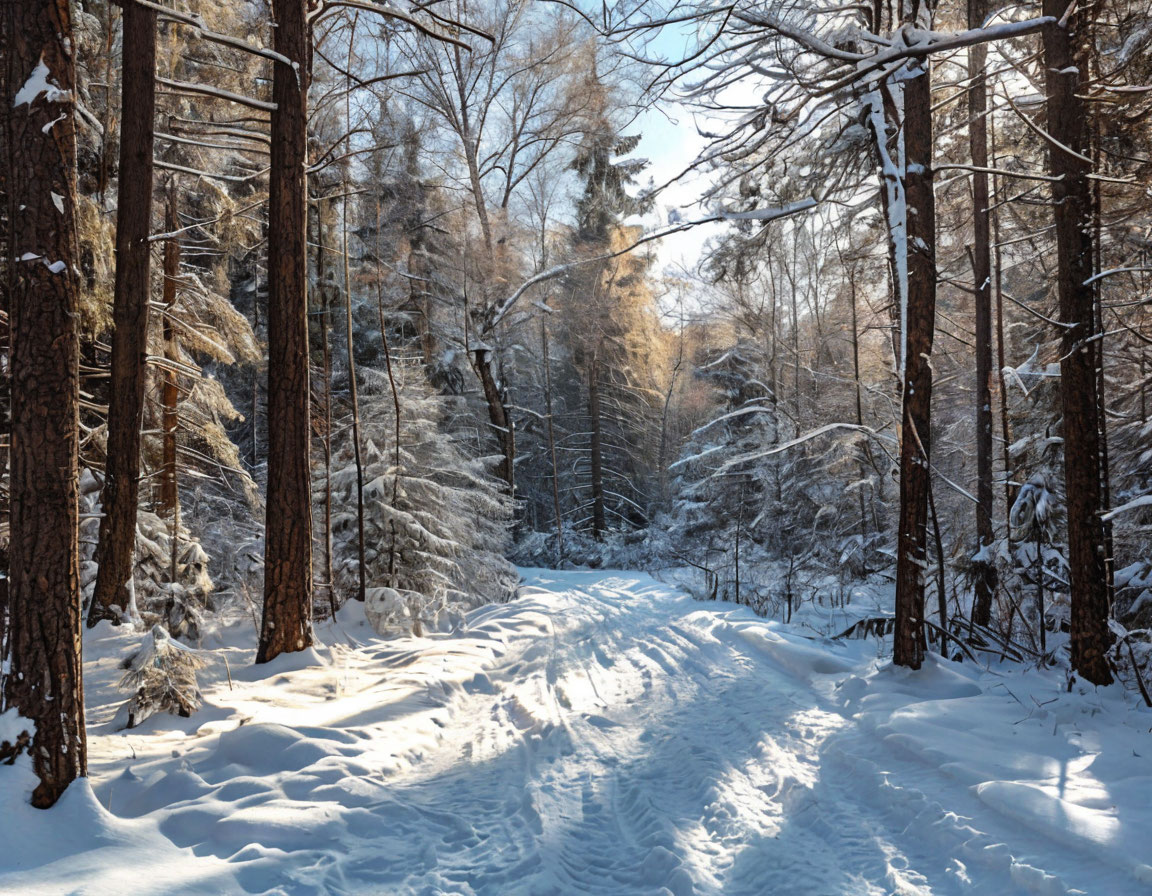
3;570;1149;895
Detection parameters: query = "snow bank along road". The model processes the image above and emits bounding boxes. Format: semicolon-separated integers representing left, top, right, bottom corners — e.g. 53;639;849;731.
3;570;1150;895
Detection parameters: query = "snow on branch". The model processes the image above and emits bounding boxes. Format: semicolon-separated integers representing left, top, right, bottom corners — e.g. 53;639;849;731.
1103;494;1152;522
155;159;269;185
1001;91;1094;165
157;77;276;113
135;0;293;67
314;0;490;50
734;9;869;63
483;199;817;332
703;421;983;506
817;18;1057;95
713;423;891;473
687;405;776;438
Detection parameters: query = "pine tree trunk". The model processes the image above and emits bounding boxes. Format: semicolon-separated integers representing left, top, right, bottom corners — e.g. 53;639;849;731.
893;57;935;670
89;0;157;626
990;113;1015;530
968;0;996;627
1041;1;1113;685
1;0;87;807
589;351;606;538
159;183;180;519
259;0;314;664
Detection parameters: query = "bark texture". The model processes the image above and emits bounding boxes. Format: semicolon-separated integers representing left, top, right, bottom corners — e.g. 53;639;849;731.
1;0;87;807
1042;1;1113;685
259;0;314;663
893;59;935;670
89;0;158;625
968;0;996;627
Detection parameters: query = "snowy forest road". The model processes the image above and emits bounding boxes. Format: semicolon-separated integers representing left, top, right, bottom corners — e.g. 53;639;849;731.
5;570;1150;895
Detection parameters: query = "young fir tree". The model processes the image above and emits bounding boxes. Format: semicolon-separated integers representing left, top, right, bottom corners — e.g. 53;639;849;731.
557;66;660;539
328;361;517;635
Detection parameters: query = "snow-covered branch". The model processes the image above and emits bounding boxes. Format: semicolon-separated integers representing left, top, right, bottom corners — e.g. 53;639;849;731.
156;77;276;113
818;18;1056;95
136;0;293;67
314;0;485;50
483;199;817;332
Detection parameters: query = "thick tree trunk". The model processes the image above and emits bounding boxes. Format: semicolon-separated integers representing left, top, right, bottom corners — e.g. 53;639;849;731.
1041;1;1113;685
588;351;606;538
259;0;314;663
89;0;157;626
968;0;996;627
159;183;180;519
1;0;87;807
893;58;935;670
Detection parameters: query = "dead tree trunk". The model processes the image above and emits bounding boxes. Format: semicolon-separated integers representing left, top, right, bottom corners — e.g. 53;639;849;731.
1;0;87;807
968;0;996;627
89;0;157;625
893;56;935;670
1041;0;1113;685
259;0;314;663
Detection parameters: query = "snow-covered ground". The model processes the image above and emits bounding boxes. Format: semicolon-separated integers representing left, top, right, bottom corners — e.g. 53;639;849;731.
2;570;1150;895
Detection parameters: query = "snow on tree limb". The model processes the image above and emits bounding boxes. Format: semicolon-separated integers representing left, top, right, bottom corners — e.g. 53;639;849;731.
156;77;277;112
483;199;817;332
314;0;489;50
135;0;294;67
819;19;1058;95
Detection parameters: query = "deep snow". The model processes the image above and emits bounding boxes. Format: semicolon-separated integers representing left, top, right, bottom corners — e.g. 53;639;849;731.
1;569;1150;895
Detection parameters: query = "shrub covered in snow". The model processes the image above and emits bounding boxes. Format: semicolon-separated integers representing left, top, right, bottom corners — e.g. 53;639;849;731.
80;470;218;640
114;625;209;730
328;361;517;635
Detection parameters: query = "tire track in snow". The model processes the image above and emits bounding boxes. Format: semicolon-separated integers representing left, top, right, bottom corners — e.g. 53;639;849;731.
71;570;1149;896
